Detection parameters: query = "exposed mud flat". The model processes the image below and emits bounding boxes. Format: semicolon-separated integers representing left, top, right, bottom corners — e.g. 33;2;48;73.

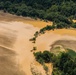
0;12;76;75
51;29;76;36
51;40;76;52
0;11;52;28
36;32;76;52
0;46;25;75
0;21;37;75
0;21;56;75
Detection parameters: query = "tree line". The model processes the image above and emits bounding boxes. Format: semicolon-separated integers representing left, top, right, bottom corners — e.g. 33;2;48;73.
0;0;76;20
34;50;76;75
0;0;76;29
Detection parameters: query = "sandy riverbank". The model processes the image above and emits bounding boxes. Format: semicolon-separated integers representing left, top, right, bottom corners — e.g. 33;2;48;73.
0;21;38;75
0;11;52;28
0;12;76;75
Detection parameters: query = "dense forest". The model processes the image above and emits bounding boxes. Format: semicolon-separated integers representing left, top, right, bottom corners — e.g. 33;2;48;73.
0;0;76;24
34;50;76;75
0;0;76;28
